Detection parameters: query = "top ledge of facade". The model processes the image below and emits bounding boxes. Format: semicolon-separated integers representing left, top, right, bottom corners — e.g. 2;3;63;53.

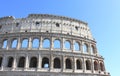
0;14;88;25
0;16;15;20
28;14;88;25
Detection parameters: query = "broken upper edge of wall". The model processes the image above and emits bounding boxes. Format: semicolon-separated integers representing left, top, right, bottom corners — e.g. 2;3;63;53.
0;14;88;25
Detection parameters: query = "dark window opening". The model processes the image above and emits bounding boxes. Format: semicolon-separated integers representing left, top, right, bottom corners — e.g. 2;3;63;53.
7;57;14;68
29;57;37;68
42;57;49;68
36;22;40;25
0;57;3;67
86;60;91;70
0;26;2;29
66;58;72;69
100;63;105;71
76;60;82;69
18;57;25;68
94;61;98;71
16;23;19;27
54;58;61;68
56;23;60;27
75;26;78;30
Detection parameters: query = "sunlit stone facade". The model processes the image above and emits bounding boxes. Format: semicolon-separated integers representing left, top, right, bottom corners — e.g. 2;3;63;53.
0;14;110;76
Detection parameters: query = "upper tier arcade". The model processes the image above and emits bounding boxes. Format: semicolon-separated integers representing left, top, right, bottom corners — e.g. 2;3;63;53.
0;14;94;40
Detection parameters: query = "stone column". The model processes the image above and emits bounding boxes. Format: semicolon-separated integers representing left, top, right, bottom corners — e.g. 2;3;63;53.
28;37;32;50
83;57;86;72
6;38;11;50
61;38;64;51
62;55;65;72
50;37;53;50
12;55;17;70
81;42;84;53
37;54;41;70
50;54;53;71
73;57;76;72
39;37;42;49
17;37;21;50
91;58;94;73
1;55;6;71
71;39;74;52
25;55;29;70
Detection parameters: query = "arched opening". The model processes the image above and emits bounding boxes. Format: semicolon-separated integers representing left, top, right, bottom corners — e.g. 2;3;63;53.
43;38;50;48
42;57;49;68
32;38;39;48
86;60;91;70
0;57;3;67
54;39;61;49
94;61;98;71
21;38;28;48
76;59;82;69
2;39;8;48
7;57;14;68
64;40;71;50
100;62;105;71
74;42;80;51
11;39;18;48
18;57;25;68
66;58;72;69
29;57;37;68
54;58;61;68
83;43;88;53
91;45;96;54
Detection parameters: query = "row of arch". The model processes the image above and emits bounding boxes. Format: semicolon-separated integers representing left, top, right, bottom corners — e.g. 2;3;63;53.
2;38;97;54
0;56;105;71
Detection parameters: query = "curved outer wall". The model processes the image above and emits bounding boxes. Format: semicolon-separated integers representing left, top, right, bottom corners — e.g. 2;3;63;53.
0;14;110;76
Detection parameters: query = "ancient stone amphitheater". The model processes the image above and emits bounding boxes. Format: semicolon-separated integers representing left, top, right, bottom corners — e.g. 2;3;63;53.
0;14;110;76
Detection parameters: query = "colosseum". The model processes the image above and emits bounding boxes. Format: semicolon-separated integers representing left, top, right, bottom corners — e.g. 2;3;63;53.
0;14;110;76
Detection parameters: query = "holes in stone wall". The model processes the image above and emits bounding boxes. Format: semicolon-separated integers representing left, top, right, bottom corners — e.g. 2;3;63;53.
0;57;3;67
56;23;60;27
43;38;50;48
91;45;95;54
32;38;39;48
94;61;98;71
2;39;8;49
11;39;18;48
100;62;105;71
54;58;61;68
21;39;28;48
18;57;25;68
83;43;88;53
64;40;71;50
0;25;2;29
75;26;78;30
29;57;38;68
66;58;72;69
7;57;14;68
54;39;60;49
74;42;80;51
42;57;49;68
86;60;91;70
76;59;82;69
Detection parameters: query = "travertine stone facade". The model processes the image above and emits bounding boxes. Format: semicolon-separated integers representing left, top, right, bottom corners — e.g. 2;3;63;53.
0;14;110;76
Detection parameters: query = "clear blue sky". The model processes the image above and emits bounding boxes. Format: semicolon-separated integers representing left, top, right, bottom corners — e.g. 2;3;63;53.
0;0;120;76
